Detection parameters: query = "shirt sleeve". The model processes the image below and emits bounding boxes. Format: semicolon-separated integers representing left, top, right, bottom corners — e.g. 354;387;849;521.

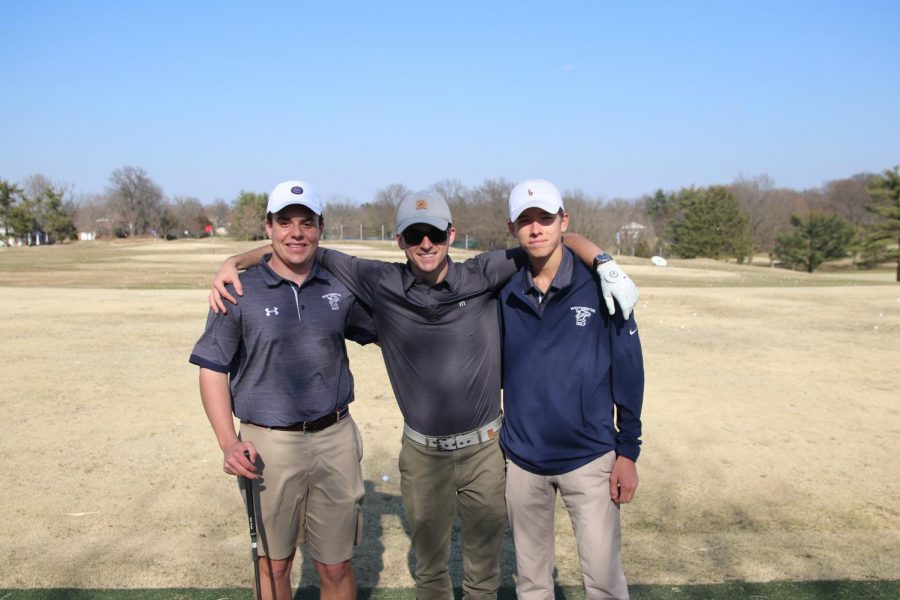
345;297;378;346
189;285;242;373
608;310;645;462
317;247;385;306
468;248;528;291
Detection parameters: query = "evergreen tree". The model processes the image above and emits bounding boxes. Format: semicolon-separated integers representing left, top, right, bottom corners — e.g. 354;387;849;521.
668;186;752;260
230;191;268;240
39;185;77;242
644;189;674;254
0;180;23;245
864;166;900;281
774;213;856;273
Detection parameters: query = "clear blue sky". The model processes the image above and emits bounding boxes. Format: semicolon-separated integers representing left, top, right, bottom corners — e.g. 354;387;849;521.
2;1;899;204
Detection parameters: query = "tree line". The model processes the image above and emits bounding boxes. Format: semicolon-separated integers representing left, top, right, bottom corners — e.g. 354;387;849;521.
2;165;898;280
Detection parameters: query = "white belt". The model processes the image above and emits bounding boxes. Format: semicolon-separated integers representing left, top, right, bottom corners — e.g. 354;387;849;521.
403;414;502;451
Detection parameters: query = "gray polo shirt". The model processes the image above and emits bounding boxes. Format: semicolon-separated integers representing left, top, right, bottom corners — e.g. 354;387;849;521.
189;256;376;427
319;247;524;436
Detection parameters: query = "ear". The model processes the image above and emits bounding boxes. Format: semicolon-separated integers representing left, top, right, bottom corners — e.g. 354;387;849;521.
560;212;570;233
265;219;274;240
507;222;516;237
447;226;456;246
396;233;406;250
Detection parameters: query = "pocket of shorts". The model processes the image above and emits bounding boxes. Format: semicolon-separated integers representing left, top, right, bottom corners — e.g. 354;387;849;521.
352;419;364;462
354;502;363;545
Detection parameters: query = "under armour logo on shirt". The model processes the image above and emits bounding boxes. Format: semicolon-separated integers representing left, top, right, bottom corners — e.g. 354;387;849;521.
570;306;596;326
322;293;342;311
265;307;279;317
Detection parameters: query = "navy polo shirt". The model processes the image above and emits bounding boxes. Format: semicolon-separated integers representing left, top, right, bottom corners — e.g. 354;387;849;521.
189;255;376;427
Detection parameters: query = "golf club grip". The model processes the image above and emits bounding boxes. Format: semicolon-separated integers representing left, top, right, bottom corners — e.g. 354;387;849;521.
242;452;258;539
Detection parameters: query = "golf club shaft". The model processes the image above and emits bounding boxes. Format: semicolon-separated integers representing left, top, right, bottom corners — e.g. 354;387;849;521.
243;452;262;599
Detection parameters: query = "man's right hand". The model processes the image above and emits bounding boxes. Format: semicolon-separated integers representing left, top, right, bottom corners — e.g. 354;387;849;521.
209;258;243;314
223;440;258;479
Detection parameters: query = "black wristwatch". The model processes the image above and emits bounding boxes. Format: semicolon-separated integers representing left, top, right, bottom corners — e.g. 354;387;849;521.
592;252;614;270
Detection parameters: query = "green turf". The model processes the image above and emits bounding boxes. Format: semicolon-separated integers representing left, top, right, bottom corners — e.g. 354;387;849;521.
2;581;899;599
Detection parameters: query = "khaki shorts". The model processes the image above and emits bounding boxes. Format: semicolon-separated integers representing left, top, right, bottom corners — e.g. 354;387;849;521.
238;417;364;563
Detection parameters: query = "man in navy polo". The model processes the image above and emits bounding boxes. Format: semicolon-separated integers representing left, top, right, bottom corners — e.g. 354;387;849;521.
500;179;644;600
189;180;376;600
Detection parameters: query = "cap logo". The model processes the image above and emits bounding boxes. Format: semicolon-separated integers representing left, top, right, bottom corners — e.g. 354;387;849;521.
528;188;534;196
415;199;428;210
290;186;304;195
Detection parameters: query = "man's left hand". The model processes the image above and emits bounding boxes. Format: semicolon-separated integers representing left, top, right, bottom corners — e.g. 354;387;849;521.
610;455;639;504
597;260;639;320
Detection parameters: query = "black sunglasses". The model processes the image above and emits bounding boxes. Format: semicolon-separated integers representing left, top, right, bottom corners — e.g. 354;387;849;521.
401;226;449;245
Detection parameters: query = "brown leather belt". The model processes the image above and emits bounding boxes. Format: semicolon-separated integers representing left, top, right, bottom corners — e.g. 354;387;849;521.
244;406;350;433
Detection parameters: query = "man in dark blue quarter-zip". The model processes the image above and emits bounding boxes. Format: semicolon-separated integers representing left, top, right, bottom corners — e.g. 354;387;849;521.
500;179;645;600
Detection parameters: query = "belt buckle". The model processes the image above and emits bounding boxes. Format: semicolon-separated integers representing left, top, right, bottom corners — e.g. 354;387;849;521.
436;436;457;451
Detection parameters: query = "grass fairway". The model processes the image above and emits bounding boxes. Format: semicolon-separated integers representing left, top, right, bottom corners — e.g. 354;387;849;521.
2;581;900;599
1;239;898;598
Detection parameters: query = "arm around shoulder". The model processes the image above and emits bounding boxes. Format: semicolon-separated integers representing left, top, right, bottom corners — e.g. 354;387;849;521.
562;233;639;319
209;244;271;313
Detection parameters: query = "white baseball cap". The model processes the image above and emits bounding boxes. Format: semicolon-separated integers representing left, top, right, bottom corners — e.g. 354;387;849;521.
508;179;564;222
267;180;323;215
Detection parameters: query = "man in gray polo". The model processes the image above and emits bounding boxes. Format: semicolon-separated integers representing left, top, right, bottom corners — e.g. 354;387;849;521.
190;180;376;600
208;192;638;600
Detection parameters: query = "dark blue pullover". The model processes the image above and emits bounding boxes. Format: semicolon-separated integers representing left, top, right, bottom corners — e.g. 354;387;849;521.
499;248;644;476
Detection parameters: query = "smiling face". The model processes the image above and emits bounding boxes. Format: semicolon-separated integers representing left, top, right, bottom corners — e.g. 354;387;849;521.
397;223;456;285
508;207;569;262
265;204;322;280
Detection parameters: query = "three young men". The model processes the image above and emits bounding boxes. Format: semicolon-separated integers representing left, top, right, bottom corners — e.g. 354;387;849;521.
206;182;642;599
501;180;644;600
190;181;376;599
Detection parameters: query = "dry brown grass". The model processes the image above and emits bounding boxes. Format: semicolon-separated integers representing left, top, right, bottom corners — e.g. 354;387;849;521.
1;238;898;589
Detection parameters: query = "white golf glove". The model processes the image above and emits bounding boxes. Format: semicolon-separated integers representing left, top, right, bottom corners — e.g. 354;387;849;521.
596;260;639;320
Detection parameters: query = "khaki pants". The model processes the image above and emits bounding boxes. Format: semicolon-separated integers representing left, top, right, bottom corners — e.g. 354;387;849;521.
505;452;628;600
399;435;507;600
239;418;365;564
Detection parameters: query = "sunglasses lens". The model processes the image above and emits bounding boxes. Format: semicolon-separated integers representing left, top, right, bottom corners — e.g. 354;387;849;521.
403;227;447;245
403;230;425;245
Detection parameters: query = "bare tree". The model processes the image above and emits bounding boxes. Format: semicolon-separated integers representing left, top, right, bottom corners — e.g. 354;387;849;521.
361;183;412;237
323;196;360;240
107;166;165;236
73;193;116;238
170;195;210;237
431;179;470;231
463;178;514;250
822;173;878;228
375;183;412;208
205;199;232;232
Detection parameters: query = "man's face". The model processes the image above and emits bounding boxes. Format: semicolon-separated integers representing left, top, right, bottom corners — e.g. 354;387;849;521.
265;204;322;272
508;207;569;260
397;223;455;280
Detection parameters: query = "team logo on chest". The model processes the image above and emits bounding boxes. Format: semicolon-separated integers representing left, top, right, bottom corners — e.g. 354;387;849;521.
265;306;279;317
570;306;596;327
322;293;343;311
